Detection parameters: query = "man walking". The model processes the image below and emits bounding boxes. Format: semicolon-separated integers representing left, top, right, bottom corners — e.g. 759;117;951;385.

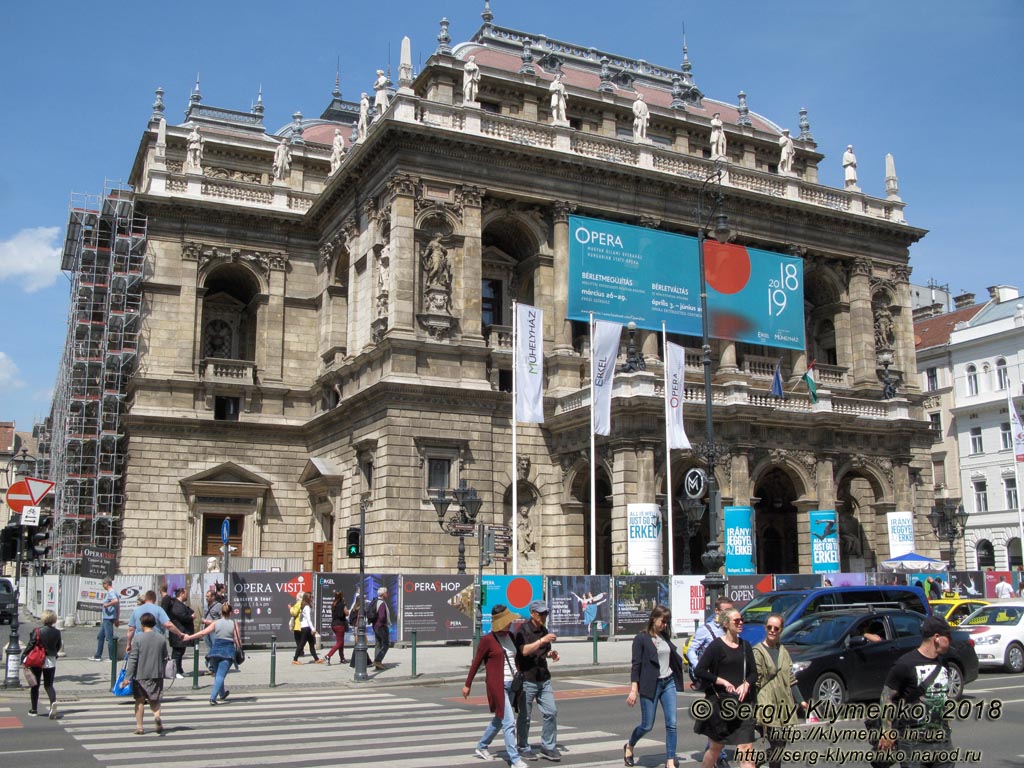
125;590;186;653
370;586;393;669
89;579;120;661
878;616;956;768
514;600;561;762
686;596;734;767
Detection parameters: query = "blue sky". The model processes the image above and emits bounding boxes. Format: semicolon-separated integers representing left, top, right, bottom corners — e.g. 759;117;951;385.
2;1;1021;432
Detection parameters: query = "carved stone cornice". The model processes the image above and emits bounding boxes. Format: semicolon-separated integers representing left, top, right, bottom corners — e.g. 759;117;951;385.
185;241;288;277
415;196;463;225
851;257;873;278
552;200;574;224
891;265;912;284
387;173;417;198
361;198;378;220
456;185;485;208
639;215;661;229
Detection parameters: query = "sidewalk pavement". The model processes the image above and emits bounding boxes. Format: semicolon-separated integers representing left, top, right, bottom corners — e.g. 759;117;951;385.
0;634;634;702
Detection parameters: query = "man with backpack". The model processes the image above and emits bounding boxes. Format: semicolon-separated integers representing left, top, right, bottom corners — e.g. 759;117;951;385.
686;596;734;768
369;586;393;670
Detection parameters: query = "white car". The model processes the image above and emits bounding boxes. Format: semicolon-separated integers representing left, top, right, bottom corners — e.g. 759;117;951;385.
960;601;1024;673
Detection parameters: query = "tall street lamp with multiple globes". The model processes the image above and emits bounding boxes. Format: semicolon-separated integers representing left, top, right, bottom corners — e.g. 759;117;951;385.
431;480;483;575
928;498;969;572
694;161;732;619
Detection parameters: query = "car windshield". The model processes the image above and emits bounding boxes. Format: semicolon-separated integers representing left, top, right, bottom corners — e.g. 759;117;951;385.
740;593;808;625
962;605;1024;626
779;614;852;646
0;581;12;594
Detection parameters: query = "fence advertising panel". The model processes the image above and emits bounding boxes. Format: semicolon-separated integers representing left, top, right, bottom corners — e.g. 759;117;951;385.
314;573;399;643
480;575;542;633
670;575;706;635
400;575;474;642
547;575;611;637
231;571;312;643
613;576;669;636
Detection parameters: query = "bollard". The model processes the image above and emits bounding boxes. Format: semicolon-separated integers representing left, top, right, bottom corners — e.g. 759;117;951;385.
270;636;277;688
592;621;599;664
192;644;200;690
411;631;417;677
110;636;119;690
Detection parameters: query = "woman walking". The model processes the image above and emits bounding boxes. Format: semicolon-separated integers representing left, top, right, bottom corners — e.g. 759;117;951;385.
753;614;806;768
293;591;323;665
185;602;241;705
692;608;758;768
126;611;170;734
324;590;349;665
289;592;304;661
22;609;62;719
462;605;528;768
168;588;194;678
623;605;685;768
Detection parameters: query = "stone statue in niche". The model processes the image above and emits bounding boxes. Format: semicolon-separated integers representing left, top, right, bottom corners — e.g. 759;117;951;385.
272;137;291;182
463;56;480;103
549;73;567;124
874;305;896;351
357;93;370;141
330;129;345;175
632;93;649;141
185;125;203;173
710;112;727;160
373;70;390;116
421;234;452;314
843;144;858;188
778;129;795;176
375;245;390;319
518;500;536;558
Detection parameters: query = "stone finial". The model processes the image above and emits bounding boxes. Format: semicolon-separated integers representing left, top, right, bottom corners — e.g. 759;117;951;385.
885;153;901;200
151;87;165;124
681;33;694;85
520;38;536;75
399;36;413;86
332;71;341;99
291;111;305;145
436;17;452;55
798;107;814;142
598;56;614;93
190;75;202;106
253;85;264;116
670;76;687;111
737;91;752;126
482;0;493;25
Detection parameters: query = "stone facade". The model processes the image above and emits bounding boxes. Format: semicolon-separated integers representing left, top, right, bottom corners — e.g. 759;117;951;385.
59;17;938;576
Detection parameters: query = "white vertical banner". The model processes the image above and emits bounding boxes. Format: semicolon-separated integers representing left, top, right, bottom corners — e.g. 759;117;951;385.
626;503;663;575
1008;391;1024;566
665;341;692;450
670;575;706;635
515;304;544;423
886;510;916;557
591;319;622;436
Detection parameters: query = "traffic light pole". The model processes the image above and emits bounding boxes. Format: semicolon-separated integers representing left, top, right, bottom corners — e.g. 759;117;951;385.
3;526;24;688
352;497;369;682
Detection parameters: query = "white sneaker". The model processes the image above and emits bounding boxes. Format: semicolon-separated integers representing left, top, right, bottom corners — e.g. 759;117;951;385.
511;760;530;768
87;656;102;662
48;703;58;720
175;673;184;679
474;748;494;760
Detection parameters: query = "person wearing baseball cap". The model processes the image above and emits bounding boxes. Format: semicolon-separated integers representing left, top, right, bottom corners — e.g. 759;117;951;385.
514;600;560;761
878;615;955;765
463;605;529;767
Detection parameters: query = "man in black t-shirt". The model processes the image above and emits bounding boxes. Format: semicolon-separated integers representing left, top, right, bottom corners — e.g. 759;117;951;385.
878;615;954;768
513;600;561;762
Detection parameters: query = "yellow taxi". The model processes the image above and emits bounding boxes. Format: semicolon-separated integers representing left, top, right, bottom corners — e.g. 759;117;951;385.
931;597;990;625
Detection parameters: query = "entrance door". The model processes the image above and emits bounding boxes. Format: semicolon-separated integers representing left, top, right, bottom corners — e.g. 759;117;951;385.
203;515;244;557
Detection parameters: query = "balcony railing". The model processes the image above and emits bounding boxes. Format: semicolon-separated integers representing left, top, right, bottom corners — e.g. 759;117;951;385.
202;358;257;385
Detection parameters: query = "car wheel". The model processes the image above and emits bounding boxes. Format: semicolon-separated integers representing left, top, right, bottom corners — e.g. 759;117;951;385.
946;662;964;700
812;672;846;708
1004;643;1024;674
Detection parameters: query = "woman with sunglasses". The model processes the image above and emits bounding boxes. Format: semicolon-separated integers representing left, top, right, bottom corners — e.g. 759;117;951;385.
692;608;758;768
753;614;806;768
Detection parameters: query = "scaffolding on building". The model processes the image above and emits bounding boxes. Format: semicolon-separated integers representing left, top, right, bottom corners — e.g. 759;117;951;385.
40;183;145;573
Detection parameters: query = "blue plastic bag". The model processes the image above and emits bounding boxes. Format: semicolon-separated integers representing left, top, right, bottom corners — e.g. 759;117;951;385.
112;659;132;697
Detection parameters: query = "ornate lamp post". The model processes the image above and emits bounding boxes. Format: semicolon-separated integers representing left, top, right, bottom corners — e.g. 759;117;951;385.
694;162;732;618
432;480;483;574
352;495;370;682
678;496;707;574
621;321;645;373
928;499;968;571
4;448;36;688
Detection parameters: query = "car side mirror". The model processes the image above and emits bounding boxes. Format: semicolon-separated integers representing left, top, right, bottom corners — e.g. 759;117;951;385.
847;635;868;648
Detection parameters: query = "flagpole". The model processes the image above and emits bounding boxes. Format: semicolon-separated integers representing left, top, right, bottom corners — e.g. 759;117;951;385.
511;301;519;575
589;313;597;576
663;322;675;576
1010;390;1024;569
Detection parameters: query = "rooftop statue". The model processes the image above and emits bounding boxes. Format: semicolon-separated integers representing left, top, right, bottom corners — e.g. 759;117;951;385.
373;69;390;116
272;137;291;182
632;93;649;141
710;112;727;161
843;144;858;189
463;56;480;103
358;92;370;141
549;73;567;124
185;125;203;173
330;129;345;175
778;129;795;176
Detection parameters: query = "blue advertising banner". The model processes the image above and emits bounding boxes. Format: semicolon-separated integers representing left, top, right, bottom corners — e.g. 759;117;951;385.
809;510;840;573
724;506;756;575
548;575;611;637
567;215;805;350
480;575;543;633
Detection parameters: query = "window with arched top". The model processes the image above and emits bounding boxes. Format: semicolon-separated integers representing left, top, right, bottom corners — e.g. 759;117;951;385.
976;539;996;569
996;358;1009;390
966;364;979;396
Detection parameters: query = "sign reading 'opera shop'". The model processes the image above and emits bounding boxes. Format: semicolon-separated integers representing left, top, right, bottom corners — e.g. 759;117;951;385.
567;215;805;351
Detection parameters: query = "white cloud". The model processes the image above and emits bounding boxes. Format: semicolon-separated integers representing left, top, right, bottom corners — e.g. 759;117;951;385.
0;351;25;388
0;226;62;292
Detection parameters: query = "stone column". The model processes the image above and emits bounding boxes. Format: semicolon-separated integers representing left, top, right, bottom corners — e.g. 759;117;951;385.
892;265;917;393
387;176;416;332
848;257;876;387
458;185;485;340
180;244;201;374
815;456;836;510
794;498;817;572
262;255;287;382
610;447;635;574
552;201;573;351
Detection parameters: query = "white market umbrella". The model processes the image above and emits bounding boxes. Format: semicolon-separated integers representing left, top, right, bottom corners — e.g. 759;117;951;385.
879;551;948;573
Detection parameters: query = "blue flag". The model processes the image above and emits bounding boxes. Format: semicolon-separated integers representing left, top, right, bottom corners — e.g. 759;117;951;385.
770;359;785;399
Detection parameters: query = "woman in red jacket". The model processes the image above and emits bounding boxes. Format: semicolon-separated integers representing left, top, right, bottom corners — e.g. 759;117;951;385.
462;604;528;768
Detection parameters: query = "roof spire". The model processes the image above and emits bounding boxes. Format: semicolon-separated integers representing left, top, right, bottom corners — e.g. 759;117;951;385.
681;24;694;85
334;62;341;98
798;107;814;142
253;85;264;116
436;17;452;55
737;91;752;126
191;74;202;105
482;0;493;25
151;86;165;122
885;153;901;200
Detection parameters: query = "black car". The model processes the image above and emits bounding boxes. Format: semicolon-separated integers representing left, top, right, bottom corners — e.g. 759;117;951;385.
781;608;979;706
0;577;15;625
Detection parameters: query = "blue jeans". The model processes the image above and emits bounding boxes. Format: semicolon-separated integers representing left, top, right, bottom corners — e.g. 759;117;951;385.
209;638;235;702
517;678;558;752
95;619;115;659
628;676;677;764
477;680;521;763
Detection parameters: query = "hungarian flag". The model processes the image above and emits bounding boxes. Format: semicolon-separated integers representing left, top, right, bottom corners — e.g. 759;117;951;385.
802;360;818;404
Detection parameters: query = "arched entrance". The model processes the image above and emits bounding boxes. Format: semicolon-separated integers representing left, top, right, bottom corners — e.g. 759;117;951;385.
835;467;886;570
662;466;710;574
571;467;613;575
753;468;799;573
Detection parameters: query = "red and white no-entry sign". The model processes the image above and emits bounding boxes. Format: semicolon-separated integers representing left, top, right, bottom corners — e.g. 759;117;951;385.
4;477;55;514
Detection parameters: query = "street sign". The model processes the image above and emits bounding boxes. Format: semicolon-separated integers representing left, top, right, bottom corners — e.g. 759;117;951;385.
21;506;41;527
221;518;230;545
4;477;55;514
683;467;708;500
451;523;477;536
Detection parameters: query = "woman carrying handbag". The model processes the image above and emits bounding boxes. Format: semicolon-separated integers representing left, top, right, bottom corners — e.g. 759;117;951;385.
22;610;62;719
692;608;758;768
184;602;241;705
752;614;806;768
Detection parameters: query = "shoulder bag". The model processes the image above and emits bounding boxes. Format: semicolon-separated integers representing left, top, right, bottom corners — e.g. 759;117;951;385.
504;647;525;714
23;629;46;668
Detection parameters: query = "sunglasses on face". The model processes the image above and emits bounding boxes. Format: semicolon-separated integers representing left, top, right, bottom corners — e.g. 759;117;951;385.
766;625;782;631
731;618;744;624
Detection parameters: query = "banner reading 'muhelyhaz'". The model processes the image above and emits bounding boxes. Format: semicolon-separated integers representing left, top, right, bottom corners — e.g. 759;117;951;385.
809;510;840;573
515;304;544;423
724;506;755;575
